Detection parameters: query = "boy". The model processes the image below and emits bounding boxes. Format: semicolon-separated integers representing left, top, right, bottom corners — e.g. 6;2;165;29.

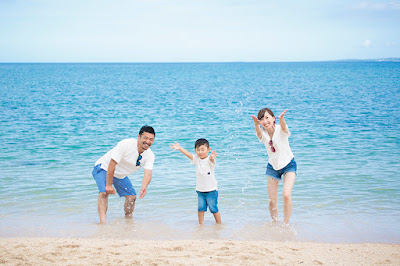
170;139;221;224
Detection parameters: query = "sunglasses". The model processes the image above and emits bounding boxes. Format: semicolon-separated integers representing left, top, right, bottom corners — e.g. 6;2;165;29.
136;155;142;166
268;140;276;153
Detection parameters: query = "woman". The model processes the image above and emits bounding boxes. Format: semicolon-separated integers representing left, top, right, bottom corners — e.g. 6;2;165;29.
251;108;297;224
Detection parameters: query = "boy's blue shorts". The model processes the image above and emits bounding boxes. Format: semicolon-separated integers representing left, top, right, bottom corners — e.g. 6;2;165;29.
266;158;297;180
196;190;219;213
92;164;136;197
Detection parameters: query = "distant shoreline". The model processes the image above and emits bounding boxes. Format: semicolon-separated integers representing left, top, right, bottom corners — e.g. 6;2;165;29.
331;57;400;62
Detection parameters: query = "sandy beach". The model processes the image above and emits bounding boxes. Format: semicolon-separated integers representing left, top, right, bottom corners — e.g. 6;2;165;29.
1;238;399;265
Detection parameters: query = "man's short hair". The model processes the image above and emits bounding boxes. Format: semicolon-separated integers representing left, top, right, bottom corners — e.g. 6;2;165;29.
139;125;155;136
195;138;209;149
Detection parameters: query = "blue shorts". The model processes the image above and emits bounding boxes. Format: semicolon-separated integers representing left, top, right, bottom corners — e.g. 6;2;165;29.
92;164;136;197
266;158;297;180
196;190;219;213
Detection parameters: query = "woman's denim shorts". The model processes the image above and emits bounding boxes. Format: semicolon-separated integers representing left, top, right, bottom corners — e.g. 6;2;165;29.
266;158;297;180
196;190;219;213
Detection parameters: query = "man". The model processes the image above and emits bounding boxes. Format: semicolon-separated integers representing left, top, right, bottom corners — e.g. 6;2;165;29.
92;126;155;224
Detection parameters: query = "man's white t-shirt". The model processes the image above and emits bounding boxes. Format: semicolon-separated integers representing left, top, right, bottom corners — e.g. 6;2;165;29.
95;138;155;179
259;125;294;170
190;155;218;192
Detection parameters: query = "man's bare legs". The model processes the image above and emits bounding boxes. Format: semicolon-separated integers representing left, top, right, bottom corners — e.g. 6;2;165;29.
124;195;136;218
98;193;137;224
282;172;296;224
98;192;108;224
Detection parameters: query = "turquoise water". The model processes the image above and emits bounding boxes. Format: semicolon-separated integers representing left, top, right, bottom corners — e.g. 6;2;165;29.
0;62;399;243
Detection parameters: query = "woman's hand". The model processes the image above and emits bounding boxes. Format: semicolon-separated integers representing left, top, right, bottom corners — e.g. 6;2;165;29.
251;115;260;125
278;109;289;133
278;109;288;120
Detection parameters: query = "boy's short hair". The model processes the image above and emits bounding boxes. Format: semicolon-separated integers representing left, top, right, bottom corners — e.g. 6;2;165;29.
139;125;156;136
195;138;209;149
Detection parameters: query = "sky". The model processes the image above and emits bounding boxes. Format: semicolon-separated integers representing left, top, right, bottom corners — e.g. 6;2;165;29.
0;0;399;62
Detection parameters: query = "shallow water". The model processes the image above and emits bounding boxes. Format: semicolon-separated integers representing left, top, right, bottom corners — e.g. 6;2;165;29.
0;62;399;243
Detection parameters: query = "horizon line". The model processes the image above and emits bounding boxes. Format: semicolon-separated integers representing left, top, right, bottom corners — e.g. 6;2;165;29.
0;57;399;64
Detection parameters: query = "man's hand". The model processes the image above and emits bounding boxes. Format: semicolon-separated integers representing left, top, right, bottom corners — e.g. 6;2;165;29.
106;159;117;195
139;187;147;199
106;185;116;195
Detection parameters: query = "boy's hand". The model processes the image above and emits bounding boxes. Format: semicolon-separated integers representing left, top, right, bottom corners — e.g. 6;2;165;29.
210;150;218;160
170;142;181;151
278;109;288;119
170;142;194;160
251;115;260;125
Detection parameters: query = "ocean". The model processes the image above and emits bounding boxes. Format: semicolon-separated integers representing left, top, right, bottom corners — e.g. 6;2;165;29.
0;62;399;243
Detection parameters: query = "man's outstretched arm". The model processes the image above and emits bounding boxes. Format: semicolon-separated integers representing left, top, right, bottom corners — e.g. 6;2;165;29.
139;169;152;199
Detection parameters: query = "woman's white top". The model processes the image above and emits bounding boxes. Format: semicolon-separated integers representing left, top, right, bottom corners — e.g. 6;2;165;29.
259;125;294;170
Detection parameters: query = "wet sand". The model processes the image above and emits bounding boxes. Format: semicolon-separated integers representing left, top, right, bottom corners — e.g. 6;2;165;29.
1;238;399;265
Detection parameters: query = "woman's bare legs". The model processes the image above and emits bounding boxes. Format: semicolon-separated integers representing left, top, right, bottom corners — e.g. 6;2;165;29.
267;177;279;221
282;172;296;224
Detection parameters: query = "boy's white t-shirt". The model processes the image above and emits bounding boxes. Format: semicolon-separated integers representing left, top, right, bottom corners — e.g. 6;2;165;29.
259;124;294;170
95;138;155;179
191;155;218;192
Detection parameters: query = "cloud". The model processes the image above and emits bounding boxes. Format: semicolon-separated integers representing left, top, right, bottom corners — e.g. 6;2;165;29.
355;1;400;11
385;41;397;47
362;39;372;48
